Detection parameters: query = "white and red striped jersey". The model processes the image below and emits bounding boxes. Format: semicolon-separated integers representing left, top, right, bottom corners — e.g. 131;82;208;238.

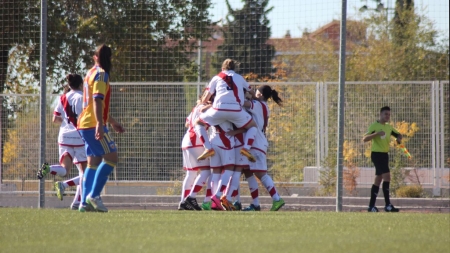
53;90;84;146
181;104;204;149
210;121;235;150
206;70;250;111
246;100;269;153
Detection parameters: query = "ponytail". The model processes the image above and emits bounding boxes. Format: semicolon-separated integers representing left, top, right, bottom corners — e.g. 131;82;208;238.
94;44;112;75
257;85;283;106
270;89;283;106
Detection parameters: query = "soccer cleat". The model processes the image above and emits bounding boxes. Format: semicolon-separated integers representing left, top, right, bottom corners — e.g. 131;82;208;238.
367;206;379;212
54;181;65;201
220;196;236;211
197;149;215;161
78;202;95;212
87;196;108;213
184;196;202;211
37;163;50;179
385;204;400;212
233;201;242;211
240;148;256;162
201;201;212;210
211;195;224;211
242;204;261;211
178;201;188;210
270;198;285;211
70;203;79;210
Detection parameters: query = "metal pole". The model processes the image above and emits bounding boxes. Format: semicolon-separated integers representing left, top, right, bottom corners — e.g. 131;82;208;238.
315;82;321;170
438;81;445;196
38;0;47;208
336;0;347;212
431;82;437;196
197;40;202;98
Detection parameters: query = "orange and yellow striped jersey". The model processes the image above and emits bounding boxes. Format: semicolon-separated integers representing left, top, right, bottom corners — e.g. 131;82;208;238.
77;65;111;129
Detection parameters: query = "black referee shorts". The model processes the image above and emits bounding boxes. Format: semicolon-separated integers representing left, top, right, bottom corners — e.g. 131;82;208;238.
371;152;390;176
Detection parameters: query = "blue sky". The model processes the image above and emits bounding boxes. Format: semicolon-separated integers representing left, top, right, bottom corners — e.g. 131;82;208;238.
210;0;449;40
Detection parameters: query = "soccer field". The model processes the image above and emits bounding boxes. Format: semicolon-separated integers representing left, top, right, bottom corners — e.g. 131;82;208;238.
0;208;448;253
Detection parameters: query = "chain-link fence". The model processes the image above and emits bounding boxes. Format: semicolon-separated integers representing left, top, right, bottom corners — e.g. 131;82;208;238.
1;0;449;209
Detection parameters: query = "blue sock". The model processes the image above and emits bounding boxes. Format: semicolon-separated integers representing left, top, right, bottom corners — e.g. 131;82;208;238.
81;167;97;205
90;161;115;198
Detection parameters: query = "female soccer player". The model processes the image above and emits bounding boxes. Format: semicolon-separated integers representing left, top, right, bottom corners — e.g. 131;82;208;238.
37;74;86;210
238;85;285;211
179;99;211;210
363;106;402;212
77;44;125;212
193;59;258;163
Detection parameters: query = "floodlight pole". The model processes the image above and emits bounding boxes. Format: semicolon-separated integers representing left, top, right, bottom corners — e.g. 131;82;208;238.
336;0;347;212
38;0;47;208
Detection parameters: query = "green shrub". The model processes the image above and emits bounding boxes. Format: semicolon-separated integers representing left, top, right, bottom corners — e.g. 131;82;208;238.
395;185;424;198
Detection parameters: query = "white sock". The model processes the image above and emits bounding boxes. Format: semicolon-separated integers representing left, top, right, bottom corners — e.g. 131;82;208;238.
189;170;211;198
261;174;280;201
194;124;212;150
204;175;213;203
215;170;233;198
72;185;81;205
247;175;260;206
62;176;80;188
50;165;67;177
211;173;221;195
181;170;197;201
227;171;241;200
243;127;257;150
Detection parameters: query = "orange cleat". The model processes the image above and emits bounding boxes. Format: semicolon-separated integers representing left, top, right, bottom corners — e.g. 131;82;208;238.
197;148;215;161
240;148;256;162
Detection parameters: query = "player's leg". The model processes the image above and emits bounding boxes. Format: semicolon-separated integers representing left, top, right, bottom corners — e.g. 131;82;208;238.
228;110;257;162
70;148;87;209
194;109;220;160
78;128;101;212
368;152;385;212
201;174;213;210
87;128;119;212
37;146;72;179
210;167;222;210
381;162;399;212
227;166;244;211
185;168;210;211
242;169;260;211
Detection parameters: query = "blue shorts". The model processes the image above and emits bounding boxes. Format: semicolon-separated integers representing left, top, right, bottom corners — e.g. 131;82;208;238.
78;126;117;157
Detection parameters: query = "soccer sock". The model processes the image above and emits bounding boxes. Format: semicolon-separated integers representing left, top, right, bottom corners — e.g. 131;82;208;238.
227;171;241;200
49;165;67;177
194;124;212;150
72;185;81;205
81;166;97;205
369;184;380;207
188;170;210;198
382;181;391;206
260;174;280;201
90;160;116;198
243;127;257;150
211;173;221;195
247;175;260;206
204;175;213;202
62;176;80;188
215;170;233;198
181;170;197;201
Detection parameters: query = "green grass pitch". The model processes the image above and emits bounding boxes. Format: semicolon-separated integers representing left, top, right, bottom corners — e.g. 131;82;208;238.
0;208;448;253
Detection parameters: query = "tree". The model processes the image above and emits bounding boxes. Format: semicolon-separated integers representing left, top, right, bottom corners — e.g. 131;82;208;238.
213;0;275;77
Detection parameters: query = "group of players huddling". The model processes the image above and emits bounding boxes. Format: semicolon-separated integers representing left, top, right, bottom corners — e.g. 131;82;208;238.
179;59;285;211
36;49;284;212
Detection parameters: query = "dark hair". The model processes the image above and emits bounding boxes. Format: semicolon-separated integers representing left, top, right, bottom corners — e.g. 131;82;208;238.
94;44;112;74
257;85;283;106
380;106;391;113
66;73;83;90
